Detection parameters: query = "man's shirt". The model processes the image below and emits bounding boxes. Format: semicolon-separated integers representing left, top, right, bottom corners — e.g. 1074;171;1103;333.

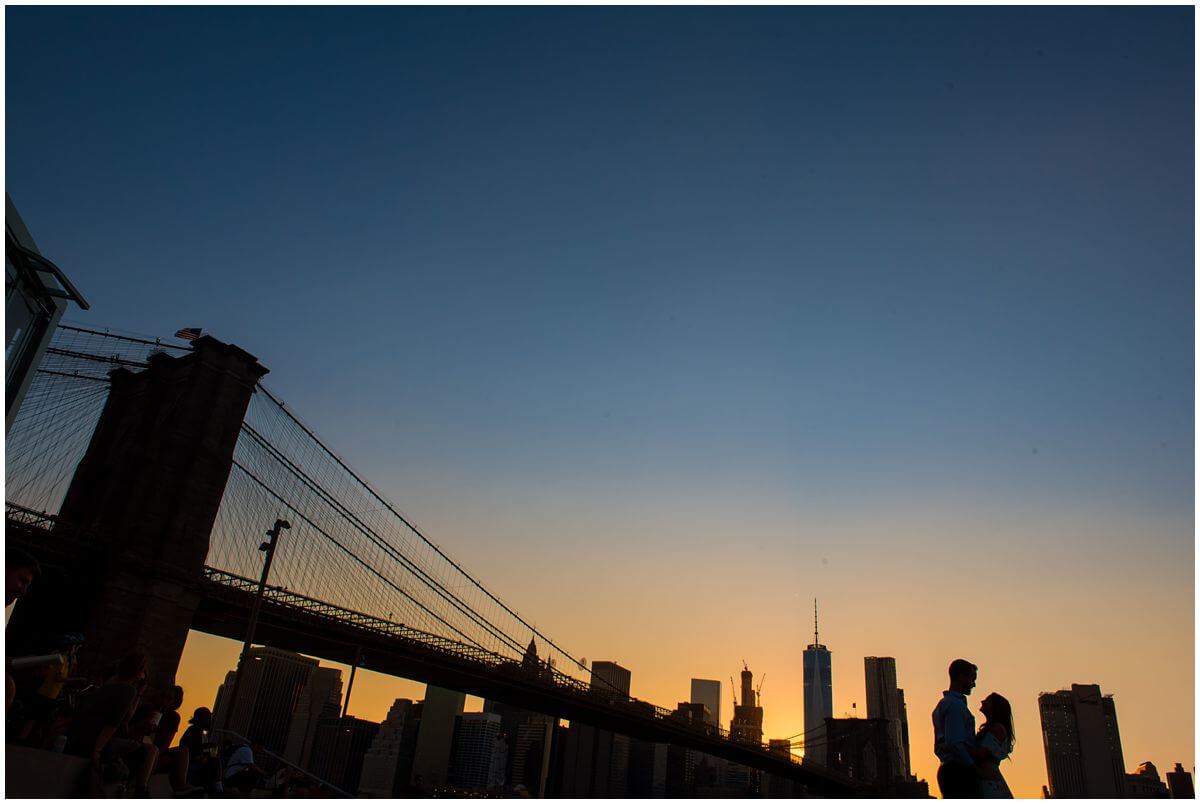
932;690;976;767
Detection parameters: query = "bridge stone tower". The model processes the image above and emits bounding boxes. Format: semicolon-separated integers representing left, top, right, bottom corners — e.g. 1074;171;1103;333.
10;336;267;694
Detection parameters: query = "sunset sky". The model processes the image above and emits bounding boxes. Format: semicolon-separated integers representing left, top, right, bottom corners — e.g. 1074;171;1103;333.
8;6;1194;797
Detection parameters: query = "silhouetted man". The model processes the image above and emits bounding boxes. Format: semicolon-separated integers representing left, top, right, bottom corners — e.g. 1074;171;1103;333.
5;548;40;711
933;658;979;798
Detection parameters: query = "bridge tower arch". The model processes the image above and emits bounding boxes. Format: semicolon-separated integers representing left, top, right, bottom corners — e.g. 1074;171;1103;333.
8;336;267;694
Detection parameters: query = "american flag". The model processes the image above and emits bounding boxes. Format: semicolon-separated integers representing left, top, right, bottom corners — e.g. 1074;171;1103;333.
174;327;202;341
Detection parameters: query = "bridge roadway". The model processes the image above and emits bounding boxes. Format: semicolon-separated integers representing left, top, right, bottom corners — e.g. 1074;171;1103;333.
8;509;863;797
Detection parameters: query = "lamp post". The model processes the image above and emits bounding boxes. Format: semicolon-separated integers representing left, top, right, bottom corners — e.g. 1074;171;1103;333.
222;518;291;743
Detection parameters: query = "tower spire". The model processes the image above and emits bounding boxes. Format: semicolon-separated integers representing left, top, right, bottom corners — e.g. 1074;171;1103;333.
814;597;819;644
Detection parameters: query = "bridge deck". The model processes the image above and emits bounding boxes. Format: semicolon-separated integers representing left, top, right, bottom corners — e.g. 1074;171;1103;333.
8;508;863;796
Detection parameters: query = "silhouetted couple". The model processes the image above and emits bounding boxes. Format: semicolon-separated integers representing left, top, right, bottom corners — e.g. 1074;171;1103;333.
932;659;1014;798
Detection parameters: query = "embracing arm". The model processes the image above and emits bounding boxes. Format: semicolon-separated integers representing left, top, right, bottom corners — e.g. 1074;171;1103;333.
941;705;976;767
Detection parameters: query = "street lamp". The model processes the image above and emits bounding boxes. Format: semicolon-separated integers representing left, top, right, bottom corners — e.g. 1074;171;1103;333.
222;518;291;743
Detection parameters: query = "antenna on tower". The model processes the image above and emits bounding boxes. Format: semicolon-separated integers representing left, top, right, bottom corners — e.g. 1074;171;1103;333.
814;598;819;644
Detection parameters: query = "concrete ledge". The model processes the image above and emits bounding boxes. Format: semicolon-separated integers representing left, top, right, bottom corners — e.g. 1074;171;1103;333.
4;744;91;798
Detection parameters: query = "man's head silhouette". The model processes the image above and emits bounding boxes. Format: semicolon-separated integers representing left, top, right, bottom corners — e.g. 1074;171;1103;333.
948;658;978;695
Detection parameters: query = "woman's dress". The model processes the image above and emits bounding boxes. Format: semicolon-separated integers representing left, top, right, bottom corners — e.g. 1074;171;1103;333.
978;730;1013;798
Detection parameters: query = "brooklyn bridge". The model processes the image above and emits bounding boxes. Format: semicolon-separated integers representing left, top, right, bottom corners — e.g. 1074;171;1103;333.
6;325;864;797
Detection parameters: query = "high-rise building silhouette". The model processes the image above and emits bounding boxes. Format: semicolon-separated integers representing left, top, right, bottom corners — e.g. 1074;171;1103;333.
308;715;380;795
730;664;764;745
591;660;632;700
448;712;507;791
215;647;319;753
765;741;795;798
510;718;555;796
211;670;236;735
556;661;633;796
864;656;908;779
283;666;343;769
482;698;554;797
359;699;420;798
690;678;721;727
897;688;912;780
628;738;669;797
664;702;710;796
1039;684;1126;797
410;684;466;791
1166;763;1194;798
803;600;832;765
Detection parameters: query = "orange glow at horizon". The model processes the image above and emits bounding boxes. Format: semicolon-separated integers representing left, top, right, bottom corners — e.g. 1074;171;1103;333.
174;503;1193;799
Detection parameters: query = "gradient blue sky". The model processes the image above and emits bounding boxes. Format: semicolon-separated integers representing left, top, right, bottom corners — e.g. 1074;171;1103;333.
7;7;1194;795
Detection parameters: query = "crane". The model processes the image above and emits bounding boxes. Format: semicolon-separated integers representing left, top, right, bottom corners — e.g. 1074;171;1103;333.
730;676;738;708
756;673;766;706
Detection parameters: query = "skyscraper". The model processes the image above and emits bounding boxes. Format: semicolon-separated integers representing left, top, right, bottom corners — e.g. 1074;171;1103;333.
359;699;420;798
210;670;236;735
448;712;506;791
218;647;319;753
591;660;632;700
690;679;721;728
308;715;381;795
1039;684;1126;797
864;656;908;779
410;684;466;791
511;718;555;796
283;666;343;769
730;664;763;745
482;698;555;797
802;600;832;765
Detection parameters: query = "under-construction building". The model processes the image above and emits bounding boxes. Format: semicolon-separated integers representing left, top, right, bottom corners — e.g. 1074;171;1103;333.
730;664;764;745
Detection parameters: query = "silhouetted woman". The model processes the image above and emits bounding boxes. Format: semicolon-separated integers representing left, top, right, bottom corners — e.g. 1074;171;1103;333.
968;692;1014;798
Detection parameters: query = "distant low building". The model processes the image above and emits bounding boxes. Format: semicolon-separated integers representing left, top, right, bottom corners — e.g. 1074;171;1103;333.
824;717;897;791
1125;762;1170;798
1166;763;1194;799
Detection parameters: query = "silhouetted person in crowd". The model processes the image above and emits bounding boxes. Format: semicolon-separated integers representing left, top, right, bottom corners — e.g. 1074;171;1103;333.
224;740;266;795
5;547;39;607
180;707;222;794
5;548;41;711
64;652;159;796
153;685;197;793
967;692;1015;798
933;658;979;798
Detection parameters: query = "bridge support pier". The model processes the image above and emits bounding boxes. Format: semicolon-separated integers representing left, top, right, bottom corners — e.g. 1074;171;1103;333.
8;336;267;695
